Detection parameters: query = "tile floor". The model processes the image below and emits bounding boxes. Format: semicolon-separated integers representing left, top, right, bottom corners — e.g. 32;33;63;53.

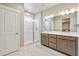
6;42;66;56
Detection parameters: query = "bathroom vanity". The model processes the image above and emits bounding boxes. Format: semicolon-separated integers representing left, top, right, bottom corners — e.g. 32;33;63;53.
41;31;79;56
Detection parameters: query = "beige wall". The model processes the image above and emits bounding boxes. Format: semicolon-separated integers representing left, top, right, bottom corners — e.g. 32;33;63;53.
1;3;24;47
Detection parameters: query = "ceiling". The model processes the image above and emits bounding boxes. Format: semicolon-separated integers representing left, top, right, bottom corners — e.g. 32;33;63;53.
24;3;58;14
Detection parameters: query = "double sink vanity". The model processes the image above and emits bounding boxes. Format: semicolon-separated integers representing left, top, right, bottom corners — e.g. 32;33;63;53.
41;9;79;56
41;31;79;56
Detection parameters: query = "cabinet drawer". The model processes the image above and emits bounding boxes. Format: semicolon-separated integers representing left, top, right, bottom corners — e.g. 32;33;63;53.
49;42;56;49
49;37;56;43
49;34;56;38
57;35;76;41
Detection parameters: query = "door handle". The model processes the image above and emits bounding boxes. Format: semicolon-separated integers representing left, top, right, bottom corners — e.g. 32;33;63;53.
16;33;19;35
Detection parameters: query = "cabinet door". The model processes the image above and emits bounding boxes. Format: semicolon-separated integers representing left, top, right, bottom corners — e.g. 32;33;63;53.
65;40;75;55
62;39;68;52
41;36;48;46
57;38;76;55
57;38;64;51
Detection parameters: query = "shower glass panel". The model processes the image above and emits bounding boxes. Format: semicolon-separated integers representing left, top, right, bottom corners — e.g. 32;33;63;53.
24;14;33;45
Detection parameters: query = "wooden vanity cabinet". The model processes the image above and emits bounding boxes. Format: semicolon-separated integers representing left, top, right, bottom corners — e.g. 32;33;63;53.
57;35;77;56
41;33;49;46
41;33;78;56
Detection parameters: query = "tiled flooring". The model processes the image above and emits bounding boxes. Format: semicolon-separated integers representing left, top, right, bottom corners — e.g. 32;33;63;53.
7;42;66;56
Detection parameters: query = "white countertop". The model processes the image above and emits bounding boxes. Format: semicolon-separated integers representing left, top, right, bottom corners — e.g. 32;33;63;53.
42;31;79;37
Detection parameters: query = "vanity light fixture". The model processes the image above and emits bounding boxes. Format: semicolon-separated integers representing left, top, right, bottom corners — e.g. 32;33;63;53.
45;8;77;19
58;8;77;16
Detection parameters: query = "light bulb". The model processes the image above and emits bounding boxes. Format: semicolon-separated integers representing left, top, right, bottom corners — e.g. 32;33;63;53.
60;11;65;15
65;10;69;15
70;8;75;13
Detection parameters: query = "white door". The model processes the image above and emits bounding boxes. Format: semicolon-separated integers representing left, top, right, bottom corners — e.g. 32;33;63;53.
4;9;19;53
0;8;5;54
0;5;20;55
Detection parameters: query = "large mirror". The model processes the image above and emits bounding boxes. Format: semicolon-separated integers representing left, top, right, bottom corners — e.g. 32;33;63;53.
44;12;77;32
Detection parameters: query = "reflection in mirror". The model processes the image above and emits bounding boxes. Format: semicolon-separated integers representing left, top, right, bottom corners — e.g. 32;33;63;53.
62;18;70;32
43;18;51;31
